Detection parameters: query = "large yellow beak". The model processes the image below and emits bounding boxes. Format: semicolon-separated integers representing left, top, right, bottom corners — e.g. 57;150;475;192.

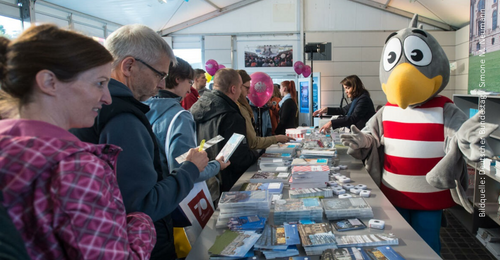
382;63;442;109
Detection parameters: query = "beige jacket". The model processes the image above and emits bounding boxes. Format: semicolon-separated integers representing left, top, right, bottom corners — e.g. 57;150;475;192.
238;102;277;150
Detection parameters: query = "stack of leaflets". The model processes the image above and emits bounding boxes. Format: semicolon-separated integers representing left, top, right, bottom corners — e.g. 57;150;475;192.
259;156;292;168
289;187;334;199
254;224;300;259
321;197;374;220
227;215;266;231
249;171;290;183
363;246;406;260
291;158;330;166
255;223;300;247
286;128;308;139
240;182;284;195
216;190;272;228
336;233;399;247
290;165;330;189
208;229;261;258
260;152;293;160
300;148;337;159
274;198;324;224
321;247;368;260
297;223;338;255
260;165;290;172
266;143;300;155
331;218;367;232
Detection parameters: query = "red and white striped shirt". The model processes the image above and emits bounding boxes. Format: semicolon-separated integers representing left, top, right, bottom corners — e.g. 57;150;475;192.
380;96;456;210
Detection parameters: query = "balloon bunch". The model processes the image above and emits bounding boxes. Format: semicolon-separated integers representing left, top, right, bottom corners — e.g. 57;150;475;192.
205;59;226;76
293;61;311;77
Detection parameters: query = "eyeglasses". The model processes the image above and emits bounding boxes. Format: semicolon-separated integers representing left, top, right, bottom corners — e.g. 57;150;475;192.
135;58;168;82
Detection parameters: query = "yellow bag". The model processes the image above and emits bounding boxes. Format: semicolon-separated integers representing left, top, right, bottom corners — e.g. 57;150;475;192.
173;227;191;258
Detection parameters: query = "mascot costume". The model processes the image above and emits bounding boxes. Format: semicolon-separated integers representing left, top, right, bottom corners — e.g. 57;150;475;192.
341;14;499;254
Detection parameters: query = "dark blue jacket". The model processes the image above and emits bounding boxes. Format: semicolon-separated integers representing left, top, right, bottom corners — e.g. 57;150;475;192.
327;91;375;130
70;79;199;259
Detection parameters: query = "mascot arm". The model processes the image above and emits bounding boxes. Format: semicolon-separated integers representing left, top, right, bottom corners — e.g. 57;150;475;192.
425;103;498;213
451;104;499;161
342;108;385;186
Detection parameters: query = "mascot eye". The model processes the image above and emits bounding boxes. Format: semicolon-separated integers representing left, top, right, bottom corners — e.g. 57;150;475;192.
403;35;432;66
382;38;402;71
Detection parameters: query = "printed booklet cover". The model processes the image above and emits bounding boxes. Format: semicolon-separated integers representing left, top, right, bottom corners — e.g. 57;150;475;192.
331;218;367;232
216;133;245;163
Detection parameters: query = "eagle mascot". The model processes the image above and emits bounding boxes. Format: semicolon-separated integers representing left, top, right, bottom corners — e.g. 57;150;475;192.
341;14;498;254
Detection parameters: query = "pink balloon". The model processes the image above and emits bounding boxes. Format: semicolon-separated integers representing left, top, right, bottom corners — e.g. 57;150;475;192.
205;59;219;76
248;72;274;107
293;61;304;75
302;65;311;77
218;64;226;69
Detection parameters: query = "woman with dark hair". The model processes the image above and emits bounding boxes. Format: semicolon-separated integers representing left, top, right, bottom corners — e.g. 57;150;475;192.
144;57;230;200
236;70;292;150
0;24;155;259
275;80;298;135
269;83;282;135
314;75;375;132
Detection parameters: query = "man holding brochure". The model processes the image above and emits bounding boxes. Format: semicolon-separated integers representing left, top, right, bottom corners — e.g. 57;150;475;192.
191;68;259;199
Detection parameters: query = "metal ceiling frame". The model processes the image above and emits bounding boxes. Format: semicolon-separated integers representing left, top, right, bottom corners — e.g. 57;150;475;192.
159;0;261;36
348;0;458;31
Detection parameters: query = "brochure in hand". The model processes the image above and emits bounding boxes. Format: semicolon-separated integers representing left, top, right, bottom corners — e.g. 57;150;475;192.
216;133;245;163
176;135;224;164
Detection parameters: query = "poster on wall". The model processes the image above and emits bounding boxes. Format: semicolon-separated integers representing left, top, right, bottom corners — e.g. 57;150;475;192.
298;72;321;114
299;80;309;114
244;44;293;68
468;0;500;94
237;40;298;73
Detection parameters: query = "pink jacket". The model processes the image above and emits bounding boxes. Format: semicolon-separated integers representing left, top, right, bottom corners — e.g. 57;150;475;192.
0;119;156;260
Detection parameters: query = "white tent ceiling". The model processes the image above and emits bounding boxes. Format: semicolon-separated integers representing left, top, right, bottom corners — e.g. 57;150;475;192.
40;0;470;34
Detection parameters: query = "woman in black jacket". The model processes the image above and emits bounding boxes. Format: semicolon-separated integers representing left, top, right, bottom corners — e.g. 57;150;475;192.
275;80;298;134
314;75;375;132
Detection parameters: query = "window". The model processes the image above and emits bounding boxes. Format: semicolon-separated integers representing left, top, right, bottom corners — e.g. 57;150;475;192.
0;15;26;39
494;11;498;30
173;49;202;69
493;37;495;45
479;0;485;10
477;42;481;50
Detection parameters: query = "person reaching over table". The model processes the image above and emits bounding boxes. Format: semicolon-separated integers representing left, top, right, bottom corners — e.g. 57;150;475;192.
236;70;293;150
314;75;375;133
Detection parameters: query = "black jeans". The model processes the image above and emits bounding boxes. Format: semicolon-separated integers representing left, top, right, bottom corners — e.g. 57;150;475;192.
150;215;177;260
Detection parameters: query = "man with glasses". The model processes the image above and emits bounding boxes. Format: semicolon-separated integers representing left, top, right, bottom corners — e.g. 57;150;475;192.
70;24;208;260
190;68;259;199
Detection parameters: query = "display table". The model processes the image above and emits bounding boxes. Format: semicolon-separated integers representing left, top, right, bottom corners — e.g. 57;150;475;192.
186;154;443;260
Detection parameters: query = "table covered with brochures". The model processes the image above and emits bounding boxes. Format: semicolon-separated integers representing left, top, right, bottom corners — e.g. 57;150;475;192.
186;131;442;260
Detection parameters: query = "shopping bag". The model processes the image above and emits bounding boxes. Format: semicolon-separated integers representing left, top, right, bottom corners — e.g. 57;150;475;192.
174;181;215;257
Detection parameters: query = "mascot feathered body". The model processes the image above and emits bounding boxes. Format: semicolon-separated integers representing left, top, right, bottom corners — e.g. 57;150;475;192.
341;14;498;254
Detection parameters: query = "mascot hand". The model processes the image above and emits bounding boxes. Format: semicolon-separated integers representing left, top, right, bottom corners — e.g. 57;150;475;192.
341;125;371;150
457;112;499;161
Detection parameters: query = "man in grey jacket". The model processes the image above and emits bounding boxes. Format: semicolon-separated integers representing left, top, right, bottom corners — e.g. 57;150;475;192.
70;24;208;260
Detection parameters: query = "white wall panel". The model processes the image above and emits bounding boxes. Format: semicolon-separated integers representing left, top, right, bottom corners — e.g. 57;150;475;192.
0;1;19;19
205;35;232;68
177;0;297;34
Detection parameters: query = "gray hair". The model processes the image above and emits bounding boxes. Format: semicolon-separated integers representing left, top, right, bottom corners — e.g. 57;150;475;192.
105;24;176;68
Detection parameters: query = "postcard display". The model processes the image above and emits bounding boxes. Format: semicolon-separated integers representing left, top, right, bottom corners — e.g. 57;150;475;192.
208;129;404;260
